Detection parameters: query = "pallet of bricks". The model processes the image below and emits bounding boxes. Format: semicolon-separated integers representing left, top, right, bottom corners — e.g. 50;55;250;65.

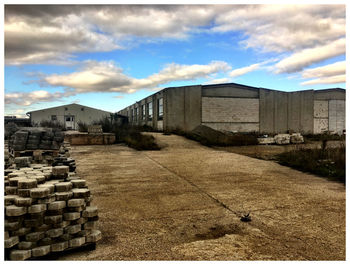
4;142;101;260
8;127;64;165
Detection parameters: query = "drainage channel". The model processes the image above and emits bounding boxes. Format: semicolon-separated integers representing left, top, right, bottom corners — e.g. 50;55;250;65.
144;153;241;219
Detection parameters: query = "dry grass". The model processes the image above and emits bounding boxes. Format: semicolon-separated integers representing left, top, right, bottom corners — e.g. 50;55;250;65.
277;143;345;184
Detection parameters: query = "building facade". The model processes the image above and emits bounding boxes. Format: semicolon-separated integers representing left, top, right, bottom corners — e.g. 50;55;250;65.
27;103;112;130
118;83;345;134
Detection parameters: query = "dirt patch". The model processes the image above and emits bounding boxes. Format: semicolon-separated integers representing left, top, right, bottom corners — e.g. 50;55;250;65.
59;134;345;260
194;223;243;241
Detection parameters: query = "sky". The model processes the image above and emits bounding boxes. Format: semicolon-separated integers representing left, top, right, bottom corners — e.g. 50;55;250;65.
4;3;346;117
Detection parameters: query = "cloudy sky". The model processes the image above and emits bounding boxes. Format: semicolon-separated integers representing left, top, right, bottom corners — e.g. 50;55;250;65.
4;3;346;117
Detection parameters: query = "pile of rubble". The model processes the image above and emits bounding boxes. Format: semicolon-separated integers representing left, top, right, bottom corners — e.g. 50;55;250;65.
9;128;65;151
258;133;304;145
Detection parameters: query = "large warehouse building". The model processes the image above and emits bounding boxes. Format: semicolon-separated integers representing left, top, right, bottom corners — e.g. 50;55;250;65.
27;103;111;130
118;83;345;134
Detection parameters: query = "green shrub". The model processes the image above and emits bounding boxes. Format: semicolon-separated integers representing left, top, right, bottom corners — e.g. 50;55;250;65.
124;131;161;151
77;121;88;132
92;117;114;133
304;132;345;142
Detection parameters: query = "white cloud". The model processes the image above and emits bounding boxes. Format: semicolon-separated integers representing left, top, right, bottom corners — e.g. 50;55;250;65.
5;5;223;65
7;60;231;106
212;5;345;53
274;38;345;73
44;61;132;93
229;63;260;78
5;5;345;67
5;13;120;65
5;89;75;106
203;78;231;85
301;60;345;79
42;60;230;93
299;60;346;86
301;74;345;86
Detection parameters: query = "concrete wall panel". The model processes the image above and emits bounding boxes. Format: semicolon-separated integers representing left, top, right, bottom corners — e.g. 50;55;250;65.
273;91;288;133
259;89;275;133
314;100;329;118
314;118;329;134
164;87;185;130
184;85;202;131
329;100;345;134
314;90;345;100
202;122;259;132
157;120;163;131
202;97;259;123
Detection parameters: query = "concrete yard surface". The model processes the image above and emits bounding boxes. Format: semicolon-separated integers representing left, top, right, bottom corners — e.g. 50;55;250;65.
60;133;345;260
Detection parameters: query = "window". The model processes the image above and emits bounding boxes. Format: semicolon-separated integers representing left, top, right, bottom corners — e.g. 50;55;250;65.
135;108;139;121
51;115;57;121
148;102;153;121
81;107;84;111
131;109;134;122
141;105;146;120
65;107;68;111
157;98;163;120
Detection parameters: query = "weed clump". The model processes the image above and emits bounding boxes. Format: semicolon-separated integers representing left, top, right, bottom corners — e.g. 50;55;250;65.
277;144;345;184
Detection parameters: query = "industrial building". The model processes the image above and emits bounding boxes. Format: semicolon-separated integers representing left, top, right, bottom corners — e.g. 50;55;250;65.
27;103;112;130
118;83;345;134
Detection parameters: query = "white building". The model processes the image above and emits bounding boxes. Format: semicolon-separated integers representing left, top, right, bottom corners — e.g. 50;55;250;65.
27;103;112;130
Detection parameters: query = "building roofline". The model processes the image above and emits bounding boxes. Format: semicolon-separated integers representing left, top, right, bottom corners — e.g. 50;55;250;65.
313;88;345;93
26;103;112;115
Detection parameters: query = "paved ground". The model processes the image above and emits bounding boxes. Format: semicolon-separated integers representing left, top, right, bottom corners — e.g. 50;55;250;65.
60;133;345;260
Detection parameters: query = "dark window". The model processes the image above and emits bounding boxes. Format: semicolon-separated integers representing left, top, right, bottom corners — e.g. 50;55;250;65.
148;102;153;120
81;108;84;111
135;108;139;121
65;107;68;111
158;98;163;120
51;115;57;121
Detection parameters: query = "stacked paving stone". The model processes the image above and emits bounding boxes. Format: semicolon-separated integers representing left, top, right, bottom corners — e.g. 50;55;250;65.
52;143;76;172
9;128;65;151
4;165;101;260
5;140;13;169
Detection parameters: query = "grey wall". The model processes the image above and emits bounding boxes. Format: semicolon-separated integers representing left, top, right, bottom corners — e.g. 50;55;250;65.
164;85;201;131
287;91;314;133
259;89;314;134
117;84;345;135
259;89;288;133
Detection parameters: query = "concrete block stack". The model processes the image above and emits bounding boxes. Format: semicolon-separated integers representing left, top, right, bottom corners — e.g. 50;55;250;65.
274;134;291;145
4;165;101;260
9;128;65;151
290;133;304;144
52;143;76;172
